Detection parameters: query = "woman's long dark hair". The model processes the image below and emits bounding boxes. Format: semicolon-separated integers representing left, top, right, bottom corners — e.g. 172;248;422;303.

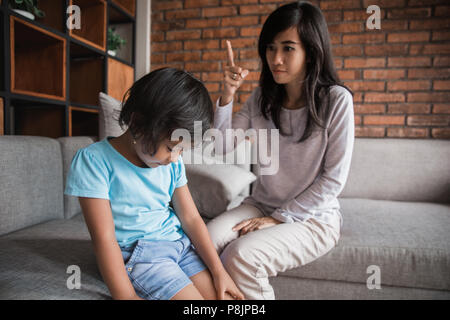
258;1;352;142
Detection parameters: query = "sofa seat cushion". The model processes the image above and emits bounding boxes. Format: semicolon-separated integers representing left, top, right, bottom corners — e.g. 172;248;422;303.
276;198;450;292
0;214;110;299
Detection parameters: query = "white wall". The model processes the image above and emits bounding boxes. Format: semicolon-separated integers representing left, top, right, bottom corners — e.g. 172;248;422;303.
135;0;151;80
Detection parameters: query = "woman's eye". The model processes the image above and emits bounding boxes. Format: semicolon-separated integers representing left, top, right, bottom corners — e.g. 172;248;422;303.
284;46;294;52
267;45;275;51
167;146;173;152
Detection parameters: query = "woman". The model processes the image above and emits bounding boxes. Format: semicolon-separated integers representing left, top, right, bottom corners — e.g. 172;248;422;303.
207;1;355;299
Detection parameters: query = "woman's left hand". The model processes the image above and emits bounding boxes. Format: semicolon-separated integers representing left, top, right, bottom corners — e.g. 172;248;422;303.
233;217;282;236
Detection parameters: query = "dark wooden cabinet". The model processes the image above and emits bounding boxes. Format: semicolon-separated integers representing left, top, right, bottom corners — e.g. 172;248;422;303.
0;0;136;138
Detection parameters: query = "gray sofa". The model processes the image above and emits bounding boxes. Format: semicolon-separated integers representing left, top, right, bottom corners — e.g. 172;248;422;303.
0;135;449;299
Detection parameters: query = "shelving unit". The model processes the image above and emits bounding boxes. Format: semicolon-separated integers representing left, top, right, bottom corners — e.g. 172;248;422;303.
0;0;136;138
12;102;66;138
69;106;99;137
111;0;135;17
108;57;134;101
69;0;107;51
0;97;3;135
10;16;66;101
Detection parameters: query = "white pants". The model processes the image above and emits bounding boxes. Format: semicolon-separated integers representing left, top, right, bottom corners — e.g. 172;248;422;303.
206;204;341;300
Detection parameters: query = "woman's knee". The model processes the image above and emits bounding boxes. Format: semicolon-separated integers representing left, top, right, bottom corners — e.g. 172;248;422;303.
220;237;258;271
206;216;236;253
207;204;263;253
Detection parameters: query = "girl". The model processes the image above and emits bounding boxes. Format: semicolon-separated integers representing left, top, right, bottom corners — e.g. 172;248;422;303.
207;1;355;299
64;68;244;300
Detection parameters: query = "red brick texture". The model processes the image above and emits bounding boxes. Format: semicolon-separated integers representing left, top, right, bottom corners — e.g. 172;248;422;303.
151;0;450;139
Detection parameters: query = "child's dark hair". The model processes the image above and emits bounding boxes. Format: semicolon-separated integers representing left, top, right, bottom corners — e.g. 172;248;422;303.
258;1;352;142
118;68;213;154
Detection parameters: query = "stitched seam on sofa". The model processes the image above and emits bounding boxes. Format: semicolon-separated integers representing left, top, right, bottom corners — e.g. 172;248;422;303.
273;275;450;293
336;245;450;255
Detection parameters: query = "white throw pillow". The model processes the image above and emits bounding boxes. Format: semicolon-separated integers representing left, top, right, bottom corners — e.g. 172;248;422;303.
98;92;127;140
184;149;256;219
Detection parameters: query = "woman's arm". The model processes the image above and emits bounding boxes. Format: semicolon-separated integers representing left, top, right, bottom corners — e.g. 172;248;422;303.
214;41;253;154
79;197;142;300
171;185;244;300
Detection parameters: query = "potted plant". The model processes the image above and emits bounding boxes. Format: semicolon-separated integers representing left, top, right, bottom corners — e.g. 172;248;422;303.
108;27;127;57
10;0;45;20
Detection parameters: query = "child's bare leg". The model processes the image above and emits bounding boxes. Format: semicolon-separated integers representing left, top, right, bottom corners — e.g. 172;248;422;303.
189;270;217;299
170;284;204;300
190;270;241;300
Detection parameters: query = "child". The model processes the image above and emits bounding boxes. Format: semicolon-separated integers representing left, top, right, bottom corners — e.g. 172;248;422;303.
64;68;244;300
207;1;355;299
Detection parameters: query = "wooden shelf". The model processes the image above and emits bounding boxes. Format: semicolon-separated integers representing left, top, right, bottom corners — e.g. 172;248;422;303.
69;106;99;137
0;12;4;92
109;1;134;24
32;0;65;32
70;57;104;106
70;41;105;106
11;103;65;138
2;0;135;138
111;0;135;18
107;57;134;102
69;0;107;51
108;21;134;64
10;16;66;101
0;97;4;135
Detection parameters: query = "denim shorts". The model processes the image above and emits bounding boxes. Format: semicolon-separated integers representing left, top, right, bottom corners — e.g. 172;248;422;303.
121;234;207;300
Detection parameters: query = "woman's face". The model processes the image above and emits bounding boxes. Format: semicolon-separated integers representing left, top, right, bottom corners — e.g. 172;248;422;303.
265;27;307;86
134;137;184;168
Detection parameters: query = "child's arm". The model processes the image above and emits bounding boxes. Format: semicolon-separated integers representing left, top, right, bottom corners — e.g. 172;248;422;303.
171;185;244;300
79;197;143;300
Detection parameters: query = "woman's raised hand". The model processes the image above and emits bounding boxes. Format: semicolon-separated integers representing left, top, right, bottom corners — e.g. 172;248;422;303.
220;40;249;106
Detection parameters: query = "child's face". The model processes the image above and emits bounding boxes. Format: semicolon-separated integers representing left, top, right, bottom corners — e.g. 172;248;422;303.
134;138;184;168
265;27;307;86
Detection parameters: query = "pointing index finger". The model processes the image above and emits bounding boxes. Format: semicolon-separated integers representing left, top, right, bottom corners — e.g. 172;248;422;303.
226;40;235;67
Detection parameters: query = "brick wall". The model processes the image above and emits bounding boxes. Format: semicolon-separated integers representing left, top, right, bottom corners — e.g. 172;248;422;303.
150;0;450;139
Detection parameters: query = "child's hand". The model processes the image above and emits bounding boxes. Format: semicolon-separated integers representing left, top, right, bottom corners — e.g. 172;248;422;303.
213;271;245;300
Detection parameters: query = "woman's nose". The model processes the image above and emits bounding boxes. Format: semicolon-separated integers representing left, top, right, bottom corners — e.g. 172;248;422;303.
272;49;283;65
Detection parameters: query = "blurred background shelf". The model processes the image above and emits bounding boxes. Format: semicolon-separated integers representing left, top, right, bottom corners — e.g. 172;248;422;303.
69;0;107;52
10;16;66;101
107;57;134;102
70;41;105;106
69;106;99;137
111;0;135;18
10;101;66;138
1;0;136;138
0;97;3;135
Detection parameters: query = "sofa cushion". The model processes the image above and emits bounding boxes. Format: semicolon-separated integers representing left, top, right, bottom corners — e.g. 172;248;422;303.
0;214;110;299
340;139;450;203
278;198;450;291
0;136;64;236
98;92;127;141
58;136;97;219
183;149;256;219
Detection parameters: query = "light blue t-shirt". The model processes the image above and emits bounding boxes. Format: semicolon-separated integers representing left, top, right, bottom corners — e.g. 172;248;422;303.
64;136;187;248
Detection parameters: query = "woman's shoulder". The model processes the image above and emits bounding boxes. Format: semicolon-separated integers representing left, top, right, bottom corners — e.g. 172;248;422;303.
329;84;353;101
327;85;353;112
325;85;354;127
